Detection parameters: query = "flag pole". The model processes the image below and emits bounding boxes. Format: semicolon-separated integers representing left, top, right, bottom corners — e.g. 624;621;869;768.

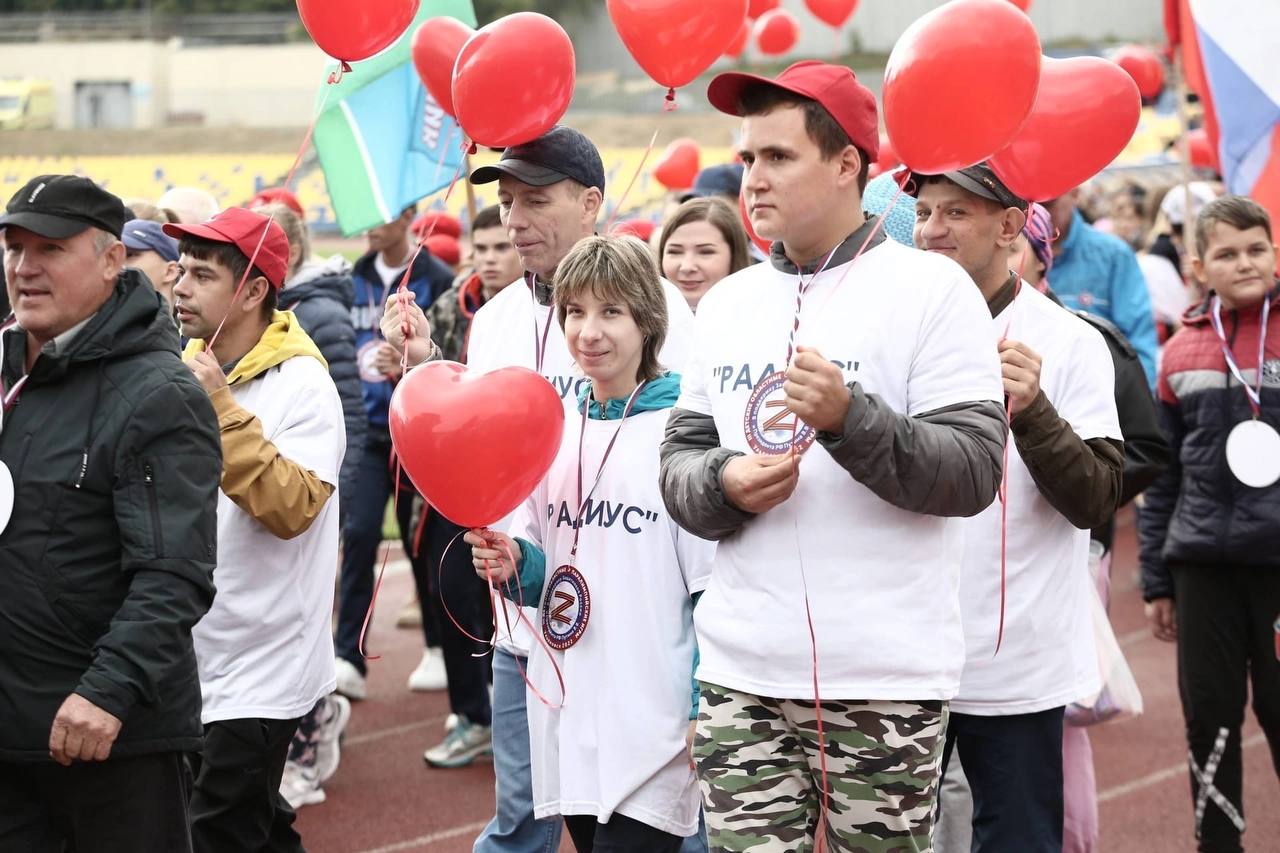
1173;53;1196;269
464;154;478;225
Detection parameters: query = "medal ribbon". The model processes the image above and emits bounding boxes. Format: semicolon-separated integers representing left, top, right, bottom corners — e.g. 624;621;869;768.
532;281;555;375
1210;295;1271;418
568;380;648;563
0;318;29;415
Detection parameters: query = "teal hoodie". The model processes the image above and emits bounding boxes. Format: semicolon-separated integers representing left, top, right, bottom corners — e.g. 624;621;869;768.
504;372;701;718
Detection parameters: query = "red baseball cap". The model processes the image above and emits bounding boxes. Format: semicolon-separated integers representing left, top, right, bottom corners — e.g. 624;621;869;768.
707;60;880;162
425;233;461;267
164;207;290;289
249;187;305;217
412;211;462;239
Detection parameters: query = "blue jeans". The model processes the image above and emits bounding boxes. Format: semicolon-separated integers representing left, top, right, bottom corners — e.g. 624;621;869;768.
680;813;708;853
474;648;562;853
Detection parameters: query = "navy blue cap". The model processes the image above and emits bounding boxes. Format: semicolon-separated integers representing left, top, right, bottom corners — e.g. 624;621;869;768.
681;163;744;202
122;219;180;262
469;126;606;194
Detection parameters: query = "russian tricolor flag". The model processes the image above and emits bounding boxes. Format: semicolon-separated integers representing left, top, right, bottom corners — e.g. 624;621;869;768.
1167;0;1280;225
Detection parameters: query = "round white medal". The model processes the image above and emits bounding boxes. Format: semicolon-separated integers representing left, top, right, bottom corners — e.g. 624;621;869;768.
1225;420;1280;488
0;459;13;535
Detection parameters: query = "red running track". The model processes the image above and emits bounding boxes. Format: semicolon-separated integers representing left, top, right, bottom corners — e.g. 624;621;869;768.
297;510;1279;852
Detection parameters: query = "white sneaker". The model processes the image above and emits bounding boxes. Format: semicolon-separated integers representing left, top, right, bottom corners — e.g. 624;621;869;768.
407;647;447;692
280;760;327;809
334;658;367;701
314;694;352;784
423;716;492;768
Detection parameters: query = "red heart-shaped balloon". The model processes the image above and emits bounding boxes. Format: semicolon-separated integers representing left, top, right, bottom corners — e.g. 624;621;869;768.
748;0;779;16
297;0;420;64
654;138;701;190
804;0;858;29
389;362;565;528
452;12;576;149
725;18;751;59
754;9;799;56
884;0;1041;173
608;0;749;91
411;17;473;117
1111;44;1165;101
990;56;1141;203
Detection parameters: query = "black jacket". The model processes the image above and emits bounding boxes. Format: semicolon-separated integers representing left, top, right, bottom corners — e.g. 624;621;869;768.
1139;288;1280;600
0;270;221;762
279;257;367;510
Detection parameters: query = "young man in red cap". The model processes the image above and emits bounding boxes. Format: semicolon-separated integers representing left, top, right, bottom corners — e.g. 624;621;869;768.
168;208;345;853
660;62;1005;851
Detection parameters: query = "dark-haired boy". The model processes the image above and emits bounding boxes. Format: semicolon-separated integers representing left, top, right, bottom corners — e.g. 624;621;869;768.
1140;195;1280;853
168;208;346;852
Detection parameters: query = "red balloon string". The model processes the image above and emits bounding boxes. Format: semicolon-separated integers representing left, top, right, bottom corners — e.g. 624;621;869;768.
476;532;566;709
205;79;335;354
604;126;661;234
327;60;353;85
663;87;677;112
782;196;900;850
993;275;1023;657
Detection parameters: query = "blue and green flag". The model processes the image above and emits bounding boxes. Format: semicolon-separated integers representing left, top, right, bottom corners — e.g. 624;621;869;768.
313;0;477;237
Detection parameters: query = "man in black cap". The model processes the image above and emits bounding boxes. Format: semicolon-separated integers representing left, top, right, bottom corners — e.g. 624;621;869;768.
913;164;1124;852
0;175;222;852
382;125;697;852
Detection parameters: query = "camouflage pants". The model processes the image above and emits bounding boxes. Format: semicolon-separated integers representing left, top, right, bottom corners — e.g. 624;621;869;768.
693;683;948;853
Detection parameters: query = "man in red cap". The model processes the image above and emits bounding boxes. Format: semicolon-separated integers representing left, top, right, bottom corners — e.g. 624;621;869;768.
660;62;1006;850
168;208;346;853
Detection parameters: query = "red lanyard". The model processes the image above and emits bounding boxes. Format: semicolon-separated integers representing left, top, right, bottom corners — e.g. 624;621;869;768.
567;381;646;564
1210;294;1271;419
530;276;554;374
0;319;28;415
783;244;841;369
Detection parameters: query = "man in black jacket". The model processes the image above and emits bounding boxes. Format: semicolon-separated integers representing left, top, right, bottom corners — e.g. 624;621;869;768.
0;174;222;851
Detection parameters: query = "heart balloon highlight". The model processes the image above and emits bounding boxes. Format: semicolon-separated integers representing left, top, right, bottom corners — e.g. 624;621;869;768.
452;13;576;149
608;0;749;92
989;56;1141;202
389;362;565;528
411;16;473;117
654;139;701;190
883;0;1040;173
297;0;419;65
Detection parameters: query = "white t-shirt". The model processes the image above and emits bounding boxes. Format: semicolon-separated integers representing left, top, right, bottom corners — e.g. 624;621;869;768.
193;356;346;723
510;407;712;836
951;284;1120;715
1139;253;1190;329
678;239;1003;700
467;275;696;655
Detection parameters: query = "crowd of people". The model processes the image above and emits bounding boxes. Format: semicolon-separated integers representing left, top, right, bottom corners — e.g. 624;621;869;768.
0;56;1276;853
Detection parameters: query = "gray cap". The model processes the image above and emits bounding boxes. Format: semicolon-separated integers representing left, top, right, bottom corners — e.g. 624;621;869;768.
470;126;606;194
909;162;1028;212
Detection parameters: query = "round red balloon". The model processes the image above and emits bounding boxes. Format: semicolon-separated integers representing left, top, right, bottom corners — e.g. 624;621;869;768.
876;133;900;171
884;0;1041;173
804;0;858;29
452;13;575;149
989;56;1141;202
297;0;419;64
1112;44;1165;101
754;9;799;56
411;17;473;117
725;18;751;59
654;138;701;190
389;362;565;528
1187;128;1217;171
749;0;779;17
608;0;749;92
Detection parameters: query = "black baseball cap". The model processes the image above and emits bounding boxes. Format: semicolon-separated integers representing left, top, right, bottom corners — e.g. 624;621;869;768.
0;174;128;239
470;126;606;194
909;163;1028;212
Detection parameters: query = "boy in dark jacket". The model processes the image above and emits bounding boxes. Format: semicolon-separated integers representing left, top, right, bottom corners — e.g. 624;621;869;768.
1140;195;1280;853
